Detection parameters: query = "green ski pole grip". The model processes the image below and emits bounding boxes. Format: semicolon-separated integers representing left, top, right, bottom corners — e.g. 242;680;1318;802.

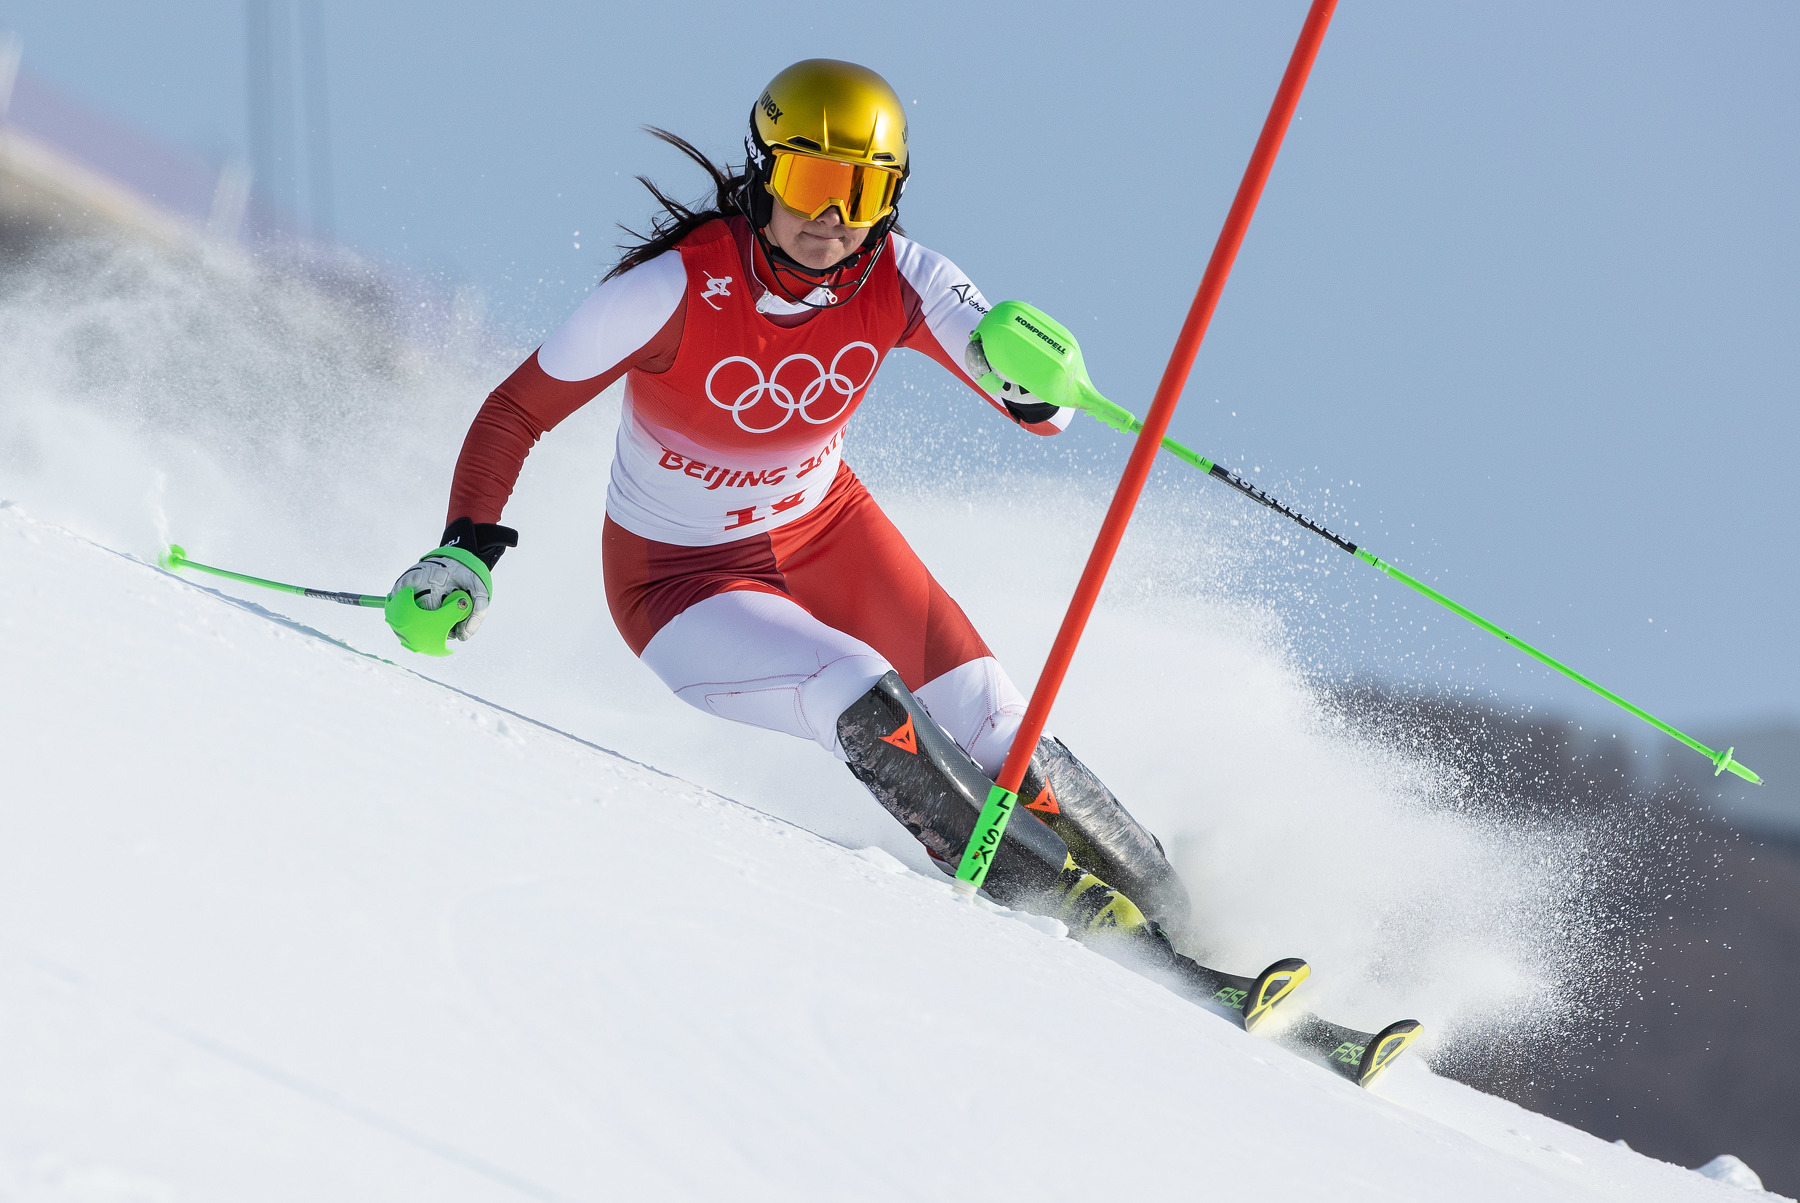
383;586;470;657
968;302;1094;411
953;784;1020;897
383;544;492;658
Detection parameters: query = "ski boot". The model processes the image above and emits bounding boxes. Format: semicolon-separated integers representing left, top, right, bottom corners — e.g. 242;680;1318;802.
1051;852;1307;1030
837;673;1306;1029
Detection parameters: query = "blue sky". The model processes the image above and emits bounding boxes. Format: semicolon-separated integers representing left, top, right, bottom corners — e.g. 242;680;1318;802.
3;0;1795;736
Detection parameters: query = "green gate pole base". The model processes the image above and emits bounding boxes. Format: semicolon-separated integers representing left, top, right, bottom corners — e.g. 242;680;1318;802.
954;784;1020;898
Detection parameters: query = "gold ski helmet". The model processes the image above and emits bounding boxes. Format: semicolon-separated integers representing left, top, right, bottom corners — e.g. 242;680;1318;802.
744;59;909;230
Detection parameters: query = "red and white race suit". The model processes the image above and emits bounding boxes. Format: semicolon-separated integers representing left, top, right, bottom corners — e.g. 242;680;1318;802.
446;216;1067;771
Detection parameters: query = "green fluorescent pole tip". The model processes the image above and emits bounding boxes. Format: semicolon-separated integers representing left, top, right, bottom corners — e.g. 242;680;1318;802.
159;544;187;571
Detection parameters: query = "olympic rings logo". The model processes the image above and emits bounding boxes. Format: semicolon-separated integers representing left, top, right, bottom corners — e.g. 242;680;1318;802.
704;342;880;434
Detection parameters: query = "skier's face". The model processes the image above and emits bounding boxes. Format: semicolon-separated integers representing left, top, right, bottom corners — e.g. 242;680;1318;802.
765;203;871;270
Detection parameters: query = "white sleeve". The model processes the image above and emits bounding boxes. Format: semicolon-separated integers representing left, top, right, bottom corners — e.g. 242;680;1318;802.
890;234;1073;431
536;250;686;383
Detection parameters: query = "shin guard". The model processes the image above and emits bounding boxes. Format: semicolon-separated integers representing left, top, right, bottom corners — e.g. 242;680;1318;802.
838;672;1071;908
1016;736;1192;931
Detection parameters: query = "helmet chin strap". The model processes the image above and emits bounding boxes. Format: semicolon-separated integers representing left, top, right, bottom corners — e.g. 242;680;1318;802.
733;136;898;309
747;209;896;310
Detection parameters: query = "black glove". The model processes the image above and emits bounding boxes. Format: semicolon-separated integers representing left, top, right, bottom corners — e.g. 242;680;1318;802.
389;519;519;642
438;517;518;569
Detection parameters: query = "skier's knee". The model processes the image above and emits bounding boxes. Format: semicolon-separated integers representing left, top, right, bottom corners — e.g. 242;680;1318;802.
911;656;1026;778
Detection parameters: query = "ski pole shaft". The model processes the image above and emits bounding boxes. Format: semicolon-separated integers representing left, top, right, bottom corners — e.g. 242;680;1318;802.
984;0;1339;834
1355;553;1760;783
160;544;384;608
1082;404;1763;786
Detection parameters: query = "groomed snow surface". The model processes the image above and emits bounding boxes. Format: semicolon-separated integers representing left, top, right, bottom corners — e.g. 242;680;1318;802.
2;502;1781;1201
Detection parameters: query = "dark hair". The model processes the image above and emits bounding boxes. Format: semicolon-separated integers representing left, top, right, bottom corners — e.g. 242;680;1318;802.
605;128;749;281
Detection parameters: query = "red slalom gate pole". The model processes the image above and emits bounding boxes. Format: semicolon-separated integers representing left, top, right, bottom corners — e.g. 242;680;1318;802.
969;0;1339;885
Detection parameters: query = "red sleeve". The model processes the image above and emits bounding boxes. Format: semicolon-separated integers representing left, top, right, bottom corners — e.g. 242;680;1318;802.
445;299;685;525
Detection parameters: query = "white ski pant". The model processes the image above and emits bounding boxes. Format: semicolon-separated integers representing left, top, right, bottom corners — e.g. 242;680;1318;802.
640;590;1027;775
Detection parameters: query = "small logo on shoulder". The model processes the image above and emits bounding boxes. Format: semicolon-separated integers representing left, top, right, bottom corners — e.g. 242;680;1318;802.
949;283;989;314
701;274;733;309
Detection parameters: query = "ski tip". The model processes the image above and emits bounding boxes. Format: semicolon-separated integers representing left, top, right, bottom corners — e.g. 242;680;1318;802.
1242;957;1310;1032
1356;1019;1423;1088
158;544;187;572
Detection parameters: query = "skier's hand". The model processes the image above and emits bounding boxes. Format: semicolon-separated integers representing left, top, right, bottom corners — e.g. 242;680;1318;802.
392;518;517;642
393;554;489;640
963;340;1059;425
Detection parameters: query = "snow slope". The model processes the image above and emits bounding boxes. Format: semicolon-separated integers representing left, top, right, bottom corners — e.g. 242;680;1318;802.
1;503;1776;1201
0;235;1686;1067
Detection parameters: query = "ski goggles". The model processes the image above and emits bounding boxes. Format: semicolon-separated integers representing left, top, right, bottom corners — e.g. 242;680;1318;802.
764;149;902;228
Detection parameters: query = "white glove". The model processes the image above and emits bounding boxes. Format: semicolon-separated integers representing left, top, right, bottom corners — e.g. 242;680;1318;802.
964;339;1045;413
393;554;490;640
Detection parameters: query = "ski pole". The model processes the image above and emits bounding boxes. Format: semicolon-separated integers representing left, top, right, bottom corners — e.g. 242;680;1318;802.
158;543;473;657
1063;398;1762;786
954;0;1341;896
159;544;384;607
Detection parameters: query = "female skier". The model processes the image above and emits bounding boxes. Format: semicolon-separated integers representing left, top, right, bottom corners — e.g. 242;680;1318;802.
396;59;1194;961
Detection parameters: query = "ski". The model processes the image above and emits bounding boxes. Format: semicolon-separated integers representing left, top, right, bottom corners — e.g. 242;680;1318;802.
1274;1013;1423;1088
1173;956;1311;1032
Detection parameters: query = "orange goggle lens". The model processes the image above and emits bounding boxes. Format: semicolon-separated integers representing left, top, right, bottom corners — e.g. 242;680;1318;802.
765;151;900;228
